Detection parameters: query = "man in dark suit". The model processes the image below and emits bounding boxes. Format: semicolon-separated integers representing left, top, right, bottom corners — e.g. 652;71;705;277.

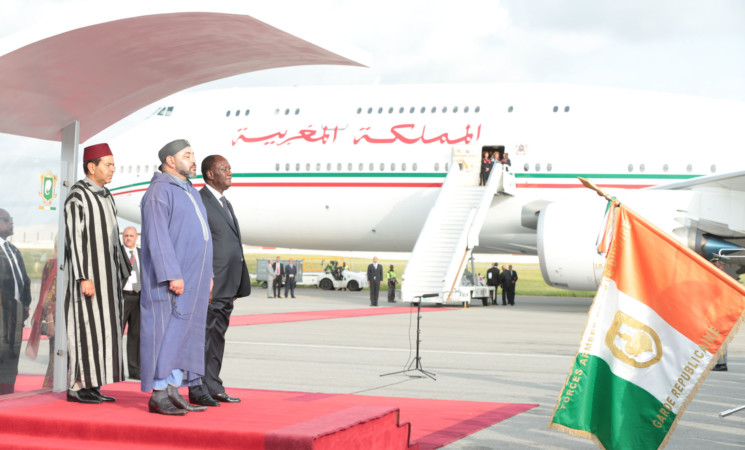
500;264;518;306
189;155;251;407
486;263;500;306
0;209;31;395
121;226;142;380
284;258;297;298
367;256;383;306
272;256;284;298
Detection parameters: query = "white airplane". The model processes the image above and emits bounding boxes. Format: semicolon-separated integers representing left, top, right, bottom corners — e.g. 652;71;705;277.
106;83;745;291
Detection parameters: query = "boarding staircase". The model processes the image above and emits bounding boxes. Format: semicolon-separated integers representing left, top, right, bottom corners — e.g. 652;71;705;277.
401;161;507;304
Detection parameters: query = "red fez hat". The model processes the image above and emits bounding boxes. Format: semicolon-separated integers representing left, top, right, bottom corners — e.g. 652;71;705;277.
83;143;112;161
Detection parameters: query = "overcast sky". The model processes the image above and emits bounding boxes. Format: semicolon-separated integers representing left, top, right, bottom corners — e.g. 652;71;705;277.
2;0;744;229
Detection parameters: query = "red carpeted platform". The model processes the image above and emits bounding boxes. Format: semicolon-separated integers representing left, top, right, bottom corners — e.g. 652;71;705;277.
2;376;537;449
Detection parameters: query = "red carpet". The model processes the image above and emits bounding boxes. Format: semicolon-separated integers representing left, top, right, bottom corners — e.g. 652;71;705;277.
23;307;454;340
3;376;537;449
229;306;455;326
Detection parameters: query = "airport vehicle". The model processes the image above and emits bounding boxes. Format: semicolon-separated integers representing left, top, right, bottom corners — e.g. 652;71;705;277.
317;268;367;291
108;83;745;293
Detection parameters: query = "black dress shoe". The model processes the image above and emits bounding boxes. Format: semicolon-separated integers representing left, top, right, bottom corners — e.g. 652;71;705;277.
713;364;728;371
148;394;188;415
67;389;102;404
189;393;221;407
166;385;207;412
212;392;241;403
87;388;115;402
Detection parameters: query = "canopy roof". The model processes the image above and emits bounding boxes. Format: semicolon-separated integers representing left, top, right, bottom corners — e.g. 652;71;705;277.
0;12;365;142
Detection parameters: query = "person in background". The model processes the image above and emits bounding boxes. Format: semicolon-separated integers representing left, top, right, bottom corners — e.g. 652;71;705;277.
121;227;142;380
486;263;500;306
266;259;276;298
272;256;284;298
367;257;383;306
500;264;518;306
0;208;31;395
386;264;397;303
25;242;58;389
711;257;734;371
284;258;297;299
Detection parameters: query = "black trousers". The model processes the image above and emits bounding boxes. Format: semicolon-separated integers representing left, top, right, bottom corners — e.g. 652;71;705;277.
369;280;380;305
122;291;141;379
503;287;516;305
190;296;234;397
273;277;282;297
284;278;295;297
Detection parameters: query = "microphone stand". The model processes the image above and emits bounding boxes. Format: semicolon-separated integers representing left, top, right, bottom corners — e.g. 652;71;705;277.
381;294;437;380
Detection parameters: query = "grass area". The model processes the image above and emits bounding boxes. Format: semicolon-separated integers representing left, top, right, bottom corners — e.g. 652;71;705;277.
245;252;595;297
18;249;594;298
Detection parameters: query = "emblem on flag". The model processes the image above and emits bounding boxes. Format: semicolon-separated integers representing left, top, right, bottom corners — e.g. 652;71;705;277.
38;171;58;210
605;310;662;368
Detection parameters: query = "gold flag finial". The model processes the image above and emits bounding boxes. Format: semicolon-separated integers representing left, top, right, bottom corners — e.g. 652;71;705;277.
578;177;615;203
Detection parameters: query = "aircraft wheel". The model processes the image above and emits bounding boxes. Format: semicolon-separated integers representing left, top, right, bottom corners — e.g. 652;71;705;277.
347;280;359;291
319;278;333;290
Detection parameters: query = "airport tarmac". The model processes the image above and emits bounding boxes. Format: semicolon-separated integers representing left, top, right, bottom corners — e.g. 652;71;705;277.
20;287;745;448
219;288;745;449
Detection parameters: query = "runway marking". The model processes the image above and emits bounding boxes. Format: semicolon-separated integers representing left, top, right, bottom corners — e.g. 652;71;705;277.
227;340;573;359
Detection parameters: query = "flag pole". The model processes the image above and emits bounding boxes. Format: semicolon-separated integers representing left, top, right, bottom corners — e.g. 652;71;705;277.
578;177;615;203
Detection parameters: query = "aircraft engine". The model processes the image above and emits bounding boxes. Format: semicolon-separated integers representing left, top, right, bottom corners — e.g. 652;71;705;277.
536;195;608;291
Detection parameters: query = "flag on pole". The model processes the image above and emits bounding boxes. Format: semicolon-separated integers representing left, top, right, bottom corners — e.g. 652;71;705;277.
549;201;745;449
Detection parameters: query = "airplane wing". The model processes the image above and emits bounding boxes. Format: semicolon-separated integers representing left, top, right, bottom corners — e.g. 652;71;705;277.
649;169;745;193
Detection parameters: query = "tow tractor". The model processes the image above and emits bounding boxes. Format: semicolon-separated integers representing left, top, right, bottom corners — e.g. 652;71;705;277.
317;268;368;291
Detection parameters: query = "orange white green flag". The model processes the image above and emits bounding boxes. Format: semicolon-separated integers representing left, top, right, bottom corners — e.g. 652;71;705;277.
549;201;745;449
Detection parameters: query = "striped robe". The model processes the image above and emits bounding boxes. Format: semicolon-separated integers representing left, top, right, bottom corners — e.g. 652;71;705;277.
63;180;129;389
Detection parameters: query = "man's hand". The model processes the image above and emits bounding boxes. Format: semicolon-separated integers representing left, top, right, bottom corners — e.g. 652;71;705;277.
169;279;184;295
80;280;95;297
209;278;214;303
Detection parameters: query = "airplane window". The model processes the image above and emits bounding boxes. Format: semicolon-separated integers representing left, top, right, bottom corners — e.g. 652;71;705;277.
464;106;470;113
285;163;290;171
711;165;716;173
367;107;373;114
275;163;280;172
357;107;362;114
245;109;250;116
274;109;280;115
420;107;425;113
388;107;394;114
128;166;132;173
359;163;364;171
686;164;692;173
412;163;417;171
434;163;440;171
445;162;449;171
508;106;513;113
639;164;646;173
326;163;331;171
546;163;552;172
475;106;480;113
295;109;300;115
296;163;300;171
337;163;342;171
564;106;570;112
284;109;290;115
235;110;240;116
431;107;436;113
399;107;404;113
225;111;231;117
369;163;374;171
402;163;407;171
306;163;310;171
523;163;529;172
347;163;352;171
380;163;385;171
409;107;415;113
316;163;321;171
165;107;174;116
391;163;396;171
453;106;459;113
136;165;141;173
442;106;448;113
535;163;541;172
627;164;633;172
553;106;559;113
663;164;669;172
378;107;383;114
